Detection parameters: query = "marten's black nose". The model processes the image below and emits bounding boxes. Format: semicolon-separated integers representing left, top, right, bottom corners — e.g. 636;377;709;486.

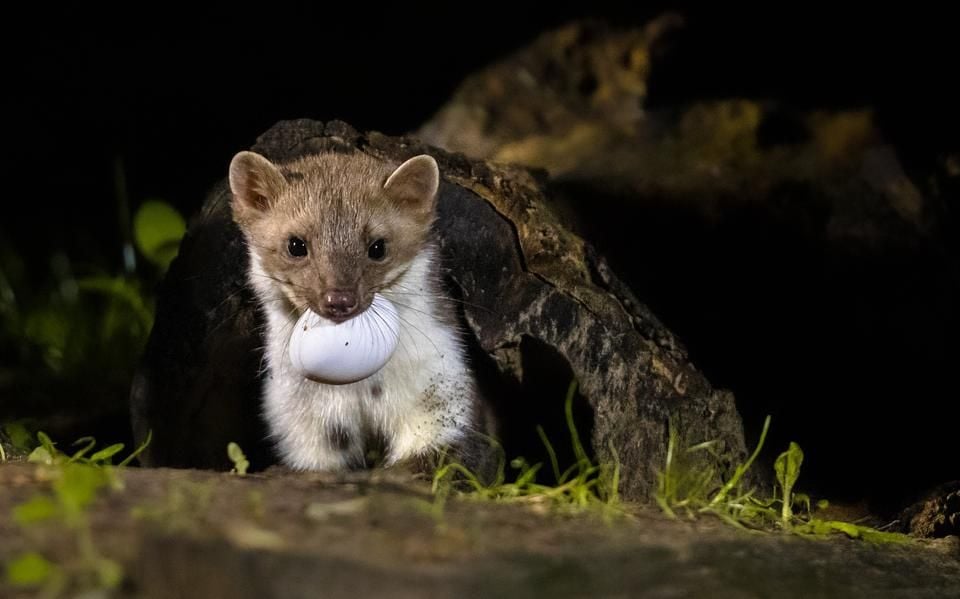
322;290;359;320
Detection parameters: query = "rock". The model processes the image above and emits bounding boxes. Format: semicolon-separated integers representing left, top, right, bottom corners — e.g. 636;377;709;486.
130;119;748;501
900;482;960;538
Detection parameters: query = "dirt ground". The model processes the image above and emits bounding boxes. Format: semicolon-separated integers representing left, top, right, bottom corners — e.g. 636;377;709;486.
1;462;958;598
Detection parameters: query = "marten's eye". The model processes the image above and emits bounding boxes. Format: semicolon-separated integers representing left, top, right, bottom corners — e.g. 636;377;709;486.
368;238;386;261
287;236;308;258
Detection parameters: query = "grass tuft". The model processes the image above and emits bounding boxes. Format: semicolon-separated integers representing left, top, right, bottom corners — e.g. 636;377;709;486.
655;415;913;543
432;380;621;518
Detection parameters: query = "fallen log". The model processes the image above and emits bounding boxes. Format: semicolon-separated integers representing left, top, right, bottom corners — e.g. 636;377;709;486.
130;119;748;501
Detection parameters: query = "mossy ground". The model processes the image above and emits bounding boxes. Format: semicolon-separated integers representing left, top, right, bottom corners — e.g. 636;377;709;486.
1;462;957;598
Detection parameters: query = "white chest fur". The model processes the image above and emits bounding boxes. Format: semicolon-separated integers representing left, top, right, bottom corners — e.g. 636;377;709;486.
248;247;474;471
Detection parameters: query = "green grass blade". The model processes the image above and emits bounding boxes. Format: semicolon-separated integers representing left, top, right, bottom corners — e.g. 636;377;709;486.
536;425;561;482
563;380;588;464
118;429;152;467
69;437;97;462
89;444;125;464
709;415;770;507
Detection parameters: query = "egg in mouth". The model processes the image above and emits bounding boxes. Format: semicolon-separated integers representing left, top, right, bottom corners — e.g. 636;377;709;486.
288;293;400;384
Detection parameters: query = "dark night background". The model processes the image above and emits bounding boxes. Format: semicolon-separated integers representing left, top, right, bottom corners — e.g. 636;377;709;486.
3;4;958;512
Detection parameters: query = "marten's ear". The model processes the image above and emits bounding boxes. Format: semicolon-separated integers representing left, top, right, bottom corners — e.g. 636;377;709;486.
383;155;439;217
229;151;285;220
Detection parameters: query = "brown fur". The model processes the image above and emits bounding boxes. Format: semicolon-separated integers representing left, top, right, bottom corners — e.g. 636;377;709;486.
229;151;437;317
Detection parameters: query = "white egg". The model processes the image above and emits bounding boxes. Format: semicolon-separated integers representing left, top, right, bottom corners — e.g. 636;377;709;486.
288;294;400;384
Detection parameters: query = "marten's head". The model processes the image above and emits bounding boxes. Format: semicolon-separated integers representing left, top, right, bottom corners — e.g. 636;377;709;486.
229;151;439;322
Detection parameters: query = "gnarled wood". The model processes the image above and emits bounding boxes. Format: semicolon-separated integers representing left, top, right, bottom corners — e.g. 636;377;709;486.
130;119;748;500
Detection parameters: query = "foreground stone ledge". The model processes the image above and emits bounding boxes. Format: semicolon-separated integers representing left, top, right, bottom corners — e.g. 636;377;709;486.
1;463;958;599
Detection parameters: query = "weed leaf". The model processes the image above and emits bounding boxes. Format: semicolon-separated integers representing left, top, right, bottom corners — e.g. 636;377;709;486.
134;200;186;270
89;443;125;464
227;442;249;475
4;421;34;451
13;496;59;524
5;552;56;587
27;446;54;465
774;442;803;493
